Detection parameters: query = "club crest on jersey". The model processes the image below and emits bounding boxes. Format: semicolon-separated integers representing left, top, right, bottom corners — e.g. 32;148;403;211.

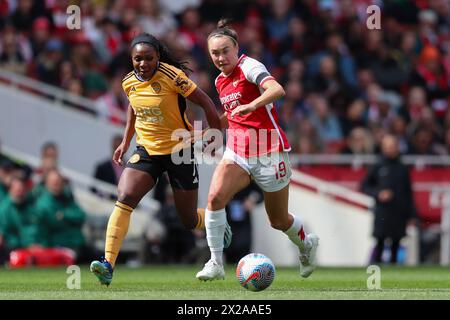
232;78;239;88
151;82;161;94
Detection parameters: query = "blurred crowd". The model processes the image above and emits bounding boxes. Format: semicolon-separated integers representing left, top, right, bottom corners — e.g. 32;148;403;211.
0;0;449;156
0;139;88;265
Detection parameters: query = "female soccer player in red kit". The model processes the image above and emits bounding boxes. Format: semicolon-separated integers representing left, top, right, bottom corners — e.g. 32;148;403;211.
196;20;319;281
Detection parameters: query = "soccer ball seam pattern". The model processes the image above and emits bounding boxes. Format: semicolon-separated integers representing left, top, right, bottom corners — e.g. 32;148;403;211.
236;253;275;292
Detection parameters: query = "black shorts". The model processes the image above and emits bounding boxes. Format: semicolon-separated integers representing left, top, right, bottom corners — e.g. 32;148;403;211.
126;145;199;190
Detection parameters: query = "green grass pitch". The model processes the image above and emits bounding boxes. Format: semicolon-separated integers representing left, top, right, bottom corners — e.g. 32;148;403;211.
0;265;449;300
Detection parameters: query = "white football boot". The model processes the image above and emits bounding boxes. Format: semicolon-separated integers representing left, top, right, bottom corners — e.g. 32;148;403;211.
196;259;225;281
299;233;319;278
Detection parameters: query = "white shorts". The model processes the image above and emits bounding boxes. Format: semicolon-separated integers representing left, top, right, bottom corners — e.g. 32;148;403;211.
222;148;292;192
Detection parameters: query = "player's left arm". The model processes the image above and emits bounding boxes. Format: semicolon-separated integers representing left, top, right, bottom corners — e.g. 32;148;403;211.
231;79;285;118
187;87;221;130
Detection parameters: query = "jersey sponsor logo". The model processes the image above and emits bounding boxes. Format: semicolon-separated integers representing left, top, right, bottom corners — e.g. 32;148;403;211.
174;75;192;95
128;154;140;164
220;91;242;111
135;106;164;123
223;100;241;111
151;82;161;94
220;92;242;104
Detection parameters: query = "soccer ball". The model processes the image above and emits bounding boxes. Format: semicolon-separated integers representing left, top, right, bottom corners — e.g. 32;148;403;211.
236;253;275;292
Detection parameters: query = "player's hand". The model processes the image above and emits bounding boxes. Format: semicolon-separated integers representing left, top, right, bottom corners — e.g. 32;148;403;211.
113;142;129;166
231;103;257;118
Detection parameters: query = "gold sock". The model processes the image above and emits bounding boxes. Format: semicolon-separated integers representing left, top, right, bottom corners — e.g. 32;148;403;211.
105;201;133;267
195;208;205;230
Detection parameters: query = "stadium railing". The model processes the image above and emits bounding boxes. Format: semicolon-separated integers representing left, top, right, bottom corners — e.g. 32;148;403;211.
290;154;450;169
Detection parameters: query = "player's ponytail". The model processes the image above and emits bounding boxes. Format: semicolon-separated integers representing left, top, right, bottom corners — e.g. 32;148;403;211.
131;33;192;74
217;19;232;29
208;18;238;46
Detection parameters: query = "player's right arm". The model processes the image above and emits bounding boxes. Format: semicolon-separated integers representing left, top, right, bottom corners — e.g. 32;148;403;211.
113;104;136;166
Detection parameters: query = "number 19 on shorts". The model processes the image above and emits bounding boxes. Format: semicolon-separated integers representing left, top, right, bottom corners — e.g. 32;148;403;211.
273;161;286;180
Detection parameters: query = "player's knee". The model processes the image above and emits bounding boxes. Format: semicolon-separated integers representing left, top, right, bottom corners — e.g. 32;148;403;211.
117;190;138;208
207;192;227;211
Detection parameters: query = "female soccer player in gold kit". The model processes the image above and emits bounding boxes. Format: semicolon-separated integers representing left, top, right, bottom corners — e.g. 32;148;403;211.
90;33;230;286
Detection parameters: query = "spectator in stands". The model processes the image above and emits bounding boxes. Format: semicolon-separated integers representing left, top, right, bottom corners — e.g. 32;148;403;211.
279;58;305;86
414;107;444;143
369;41;409;91
35;38;64;85
93;17;124;66
36;169;86;261
0;23;29;74
264;0;296;48
282;80;305;116
30;17;51;58
0;176;45;254
278;100;299;144
92;134;124;199
138;0;177;39
41;141;58;160
307;32;357;90
177;7;208;64
356;68;376;100
95;74;128;125
339;99;368;137
295;117;324;154
10;0;50;32
308;95;343;151
33;141;59;186
399;86;429;124
397;31;419;78
306;55;343;100
32;141;73;201
59;60;78;90
361;134;418;264
411;45;450;102
417;9;439;48
390;116;410;154
367;91;398;131
408;126;440;155
341;127;374;155
277;16;308;66
225;181;263;264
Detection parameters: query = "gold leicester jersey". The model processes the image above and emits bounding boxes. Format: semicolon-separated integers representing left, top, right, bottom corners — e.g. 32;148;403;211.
122;62;197;155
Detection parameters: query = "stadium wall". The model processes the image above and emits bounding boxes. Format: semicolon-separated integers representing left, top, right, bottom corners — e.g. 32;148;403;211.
0;84;128;176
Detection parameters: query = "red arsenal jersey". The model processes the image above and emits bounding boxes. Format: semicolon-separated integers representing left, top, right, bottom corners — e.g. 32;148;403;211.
215;54;291;157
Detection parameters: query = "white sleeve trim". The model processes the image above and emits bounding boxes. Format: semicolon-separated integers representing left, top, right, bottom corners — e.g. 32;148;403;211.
240;56;271;85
